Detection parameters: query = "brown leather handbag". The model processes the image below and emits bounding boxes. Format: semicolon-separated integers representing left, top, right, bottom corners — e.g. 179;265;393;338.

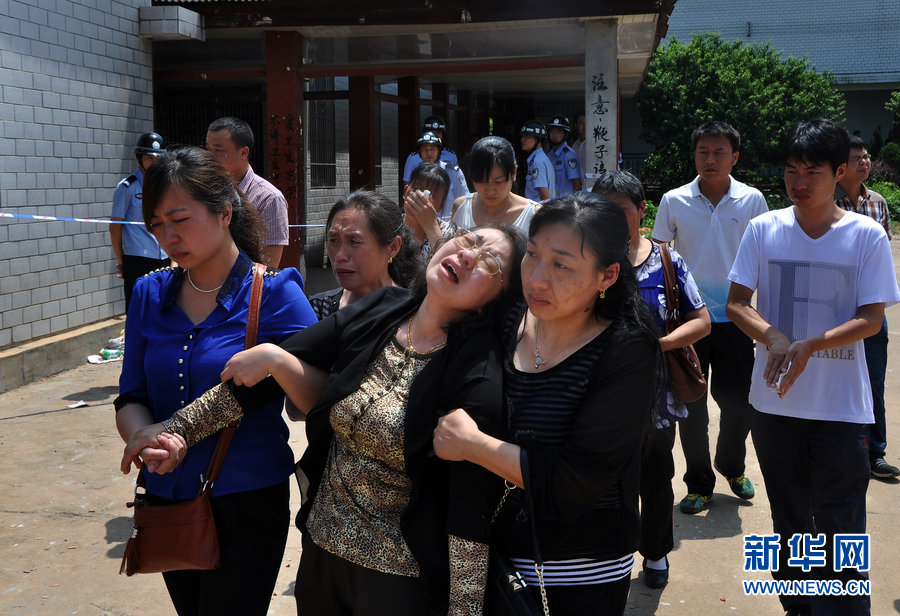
120;263;266;576
658;243;708;403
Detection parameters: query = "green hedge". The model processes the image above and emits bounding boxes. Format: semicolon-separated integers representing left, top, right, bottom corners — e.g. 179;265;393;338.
868;181;900;224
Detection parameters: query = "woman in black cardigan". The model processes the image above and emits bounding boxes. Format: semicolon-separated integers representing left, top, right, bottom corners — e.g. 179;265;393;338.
434;194;662;616
123;224;527;616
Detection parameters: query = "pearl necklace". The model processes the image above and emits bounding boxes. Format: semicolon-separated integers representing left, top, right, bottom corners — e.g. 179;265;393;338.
406;315;447;355
186;270;224;294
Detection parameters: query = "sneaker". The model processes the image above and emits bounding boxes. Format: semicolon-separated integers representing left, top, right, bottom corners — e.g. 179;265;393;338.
871;457;900;478
715;463;755;500
679;493;712;514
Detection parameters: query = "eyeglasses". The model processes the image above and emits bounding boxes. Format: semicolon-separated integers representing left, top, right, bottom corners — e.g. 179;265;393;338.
455;233;504;285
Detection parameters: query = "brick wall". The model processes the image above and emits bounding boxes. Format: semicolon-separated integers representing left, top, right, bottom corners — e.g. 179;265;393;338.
0;0;153;349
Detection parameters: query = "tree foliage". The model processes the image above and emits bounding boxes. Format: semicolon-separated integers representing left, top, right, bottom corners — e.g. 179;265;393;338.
636;33;846;188
886;90;900;117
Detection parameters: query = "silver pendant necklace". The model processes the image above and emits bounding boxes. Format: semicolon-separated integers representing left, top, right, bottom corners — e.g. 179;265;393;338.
533;319;564;370
186;270;224;294
533;346;548;370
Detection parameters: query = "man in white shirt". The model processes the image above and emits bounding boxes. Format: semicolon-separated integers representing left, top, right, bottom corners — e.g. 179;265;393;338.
652;121;768;514
727;118;898;616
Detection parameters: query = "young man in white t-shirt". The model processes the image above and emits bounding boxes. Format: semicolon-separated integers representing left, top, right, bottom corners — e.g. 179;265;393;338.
727;119;900;616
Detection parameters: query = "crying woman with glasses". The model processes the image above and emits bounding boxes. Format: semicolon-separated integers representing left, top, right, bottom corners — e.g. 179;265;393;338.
121;225;527;615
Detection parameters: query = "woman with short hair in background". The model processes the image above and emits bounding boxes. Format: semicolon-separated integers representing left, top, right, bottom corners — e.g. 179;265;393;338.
308;190;419;320
403;162;456;259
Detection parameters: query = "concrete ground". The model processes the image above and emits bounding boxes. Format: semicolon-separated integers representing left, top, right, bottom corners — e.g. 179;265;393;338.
2;259;899;615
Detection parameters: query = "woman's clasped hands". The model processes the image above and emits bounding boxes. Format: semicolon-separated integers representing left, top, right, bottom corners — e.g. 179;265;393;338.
120;426;186;475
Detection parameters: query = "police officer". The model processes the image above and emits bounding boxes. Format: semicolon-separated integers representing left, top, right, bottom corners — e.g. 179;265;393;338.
520;121;556;201
402;115;459;182
409;131;468;221
109;132;169;311
546;115;583;195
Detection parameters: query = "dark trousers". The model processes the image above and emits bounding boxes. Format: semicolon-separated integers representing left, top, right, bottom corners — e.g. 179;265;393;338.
162;480;290;616
527;575;631;616
122;254;169;312
678;321;754;495
296;534;437;616
751;410;871;616
639;423;676;561
863;316;889;459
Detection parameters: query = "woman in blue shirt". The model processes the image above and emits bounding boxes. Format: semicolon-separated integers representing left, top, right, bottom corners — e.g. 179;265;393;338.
114;147;317;616
593;171;710;591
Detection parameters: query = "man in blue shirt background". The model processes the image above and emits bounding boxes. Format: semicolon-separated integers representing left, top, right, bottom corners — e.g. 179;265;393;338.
520;120;555;201
547;116;583;195
109;132;170;311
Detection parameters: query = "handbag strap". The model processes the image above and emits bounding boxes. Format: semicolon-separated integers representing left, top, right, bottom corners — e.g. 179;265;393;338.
245;262;266;348
200;262;266;494
521;466;550;616
658;242;682;335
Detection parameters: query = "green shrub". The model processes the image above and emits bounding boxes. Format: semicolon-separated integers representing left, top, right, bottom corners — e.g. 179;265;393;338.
868;180;900;223
886;90;900;116
636;33;845;188
880;142;900;168
763;190;793;210
642;199;658;236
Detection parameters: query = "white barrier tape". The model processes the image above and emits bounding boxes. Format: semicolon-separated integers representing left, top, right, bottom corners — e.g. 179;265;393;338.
0;212;324;228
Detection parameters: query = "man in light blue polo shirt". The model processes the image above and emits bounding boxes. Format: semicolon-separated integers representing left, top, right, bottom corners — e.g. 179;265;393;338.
110;132;169;311
652;121;768;515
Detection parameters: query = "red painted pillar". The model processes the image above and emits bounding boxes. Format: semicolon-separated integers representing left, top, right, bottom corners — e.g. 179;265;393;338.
348;75;376;191
397;76;420;192
265;31;305;270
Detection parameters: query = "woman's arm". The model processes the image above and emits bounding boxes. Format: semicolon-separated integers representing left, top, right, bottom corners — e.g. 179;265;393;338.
659;306;710;352
450;194;466;223
221;343;328;415
434;409;523;488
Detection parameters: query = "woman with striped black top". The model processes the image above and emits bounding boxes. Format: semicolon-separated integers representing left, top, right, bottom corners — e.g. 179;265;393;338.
434;192;661;615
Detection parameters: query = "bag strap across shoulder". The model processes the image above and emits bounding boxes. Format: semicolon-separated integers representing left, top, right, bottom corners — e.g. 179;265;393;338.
657;242;682;334
200;262;266;494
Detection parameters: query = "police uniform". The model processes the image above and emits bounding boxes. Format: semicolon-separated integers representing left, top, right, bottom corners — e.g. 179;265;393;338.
438;160;468;221
548;142;582;196
111;167;169;309
525;148;556;202
403;148;459;182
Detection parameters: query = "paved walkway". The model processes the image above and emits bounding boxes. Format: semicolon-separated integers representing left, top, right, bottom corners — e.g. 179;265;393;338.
2;250;900;615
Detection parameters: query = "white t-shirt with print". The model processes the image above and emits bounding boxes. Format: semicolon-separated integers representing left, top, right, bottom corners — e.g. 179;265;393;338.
728;207;900;424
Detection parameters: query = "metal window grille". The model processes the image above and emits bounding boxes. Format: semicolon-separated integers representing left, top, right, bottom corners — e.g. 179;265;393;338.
308;77;336;188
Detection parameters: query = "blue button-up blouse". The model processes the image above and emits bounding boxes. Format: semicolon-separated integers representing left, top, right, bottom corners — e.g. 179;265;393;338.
118;252;317;501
